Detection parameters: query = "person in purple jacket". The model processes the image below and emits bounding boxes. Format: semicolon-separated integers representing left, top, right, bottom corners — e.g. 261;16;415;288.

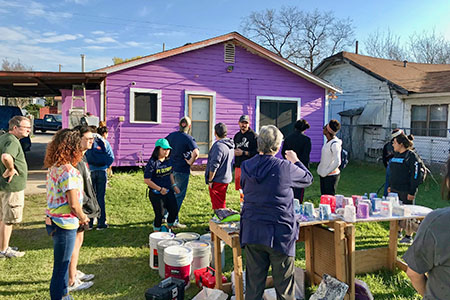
240;125;313;300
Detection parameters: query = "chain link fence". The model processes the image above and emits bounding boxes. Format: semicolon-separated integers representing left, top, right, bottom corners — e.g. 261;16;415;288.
337;124;450;173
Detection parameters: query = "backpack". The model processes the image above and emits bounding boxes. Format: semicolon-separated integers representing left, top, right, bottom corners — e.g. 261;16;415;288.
85;136;109;167
409;151;427;185
331;141;349;170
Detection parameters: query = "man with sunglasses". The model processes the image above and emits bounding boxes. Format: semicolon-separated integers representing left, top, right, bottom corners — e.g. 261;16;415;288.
0;116;31;258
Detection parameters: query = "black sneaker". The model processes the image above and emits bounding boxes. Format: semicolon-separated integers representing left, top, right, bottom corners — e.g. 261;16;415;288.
399;236;413;244
96;224;109;230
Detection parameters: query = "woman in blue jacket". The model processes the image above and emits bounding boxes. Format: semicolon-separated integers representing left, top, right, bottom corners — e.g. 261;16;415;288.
240;125;313;300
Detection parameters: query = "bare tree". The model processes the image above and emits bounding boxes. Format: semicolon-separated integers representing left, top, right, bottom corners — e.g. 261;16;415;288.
363;28;406;60
409;29;450;64
1;58;32;71
242;7;354;71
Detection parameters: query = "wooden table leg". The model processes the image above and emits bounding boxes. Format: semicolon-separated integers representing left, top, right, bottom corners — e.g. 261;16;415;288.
304;226;314;285
211;231;223;290
232;242;244;300
388;220;399;271
345;225;355;300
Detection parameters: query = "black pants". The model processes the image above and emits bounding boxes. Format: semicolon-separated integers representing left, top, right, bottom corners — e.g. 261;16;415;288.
319;174;340;195
149;190;178;227
244;244;295;300
292;187;305;203
390;189;414;205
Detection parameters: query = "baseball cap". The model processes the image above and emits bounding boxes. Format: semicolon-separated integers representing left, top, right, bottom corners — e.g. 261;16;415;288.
155;138;172;149
239;115;249;123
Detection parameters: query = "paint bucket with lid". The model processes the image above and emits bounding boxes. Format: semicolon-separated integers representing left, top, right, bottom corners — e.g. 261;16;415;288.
157;239;184;278
185;240;211;275
164;245;193;285
175;232;200;242
200;233;225;268
149;232;175;270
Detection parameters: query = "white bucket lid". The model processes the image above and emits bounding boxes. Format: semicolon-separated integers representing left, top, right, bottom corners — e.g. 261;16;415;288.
157;239;184;251
175;232;200;242
185;240;211;256
164;245;193;267
199;233;211;241
149;232;175;248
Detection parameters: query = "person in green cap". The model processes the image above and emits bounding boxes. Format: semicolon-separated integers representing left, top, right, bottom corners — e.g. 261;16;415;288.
144;138;180;231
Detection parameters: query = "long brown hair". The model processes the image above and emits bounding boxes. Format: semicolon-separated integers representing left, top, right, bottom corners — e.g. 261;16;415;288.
44;129;83;168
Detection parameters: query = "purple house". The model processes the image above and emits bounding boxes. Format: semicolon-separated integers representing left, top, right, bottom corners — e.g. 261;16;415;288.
61;32;341;166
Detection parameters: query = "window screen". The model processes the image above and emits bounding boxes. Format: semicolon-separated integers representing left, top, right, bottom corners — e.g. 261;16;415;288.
134;92;158;122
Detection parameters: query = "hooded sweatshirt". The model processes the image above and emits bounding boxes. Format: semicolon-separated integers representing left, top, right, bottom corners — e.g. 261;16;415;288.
317;137;342;177
205;138;235;184
239;155;313;257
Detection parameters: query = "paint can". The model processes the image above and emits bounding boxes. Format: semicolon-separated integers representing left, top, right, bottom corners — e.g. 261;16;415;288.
164;245;193;285
149;232;175;270
200;233;225;268
185;240;211;275
175;232;200;243
157;239;184;278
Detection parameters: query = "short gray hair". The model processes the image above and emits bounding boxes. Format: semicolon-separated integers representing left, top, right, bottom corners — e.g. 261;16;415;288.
9;116;29;131
257;125;283;154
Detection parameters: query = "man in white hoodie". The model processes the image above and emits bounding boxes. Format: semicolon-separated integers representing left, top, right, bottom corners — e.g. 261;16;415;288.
317;120;342;195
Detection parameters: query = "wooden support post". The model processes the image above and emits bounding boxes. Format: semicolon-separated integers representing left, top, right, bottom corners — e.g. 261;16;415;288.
345;225;355;300
333;221;346;284
304;226;314;285
388;220;399;271
211;231;223;290
232;238;244;300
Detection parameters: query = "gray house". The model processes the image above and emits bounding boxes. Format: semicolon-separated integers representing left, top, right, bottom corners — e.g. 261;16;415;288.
314;52;450;163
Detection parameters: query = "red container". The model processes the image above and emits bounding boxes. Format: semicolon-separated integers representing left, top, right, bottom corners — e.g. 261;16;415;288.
194;266;227;288
320;195;336;213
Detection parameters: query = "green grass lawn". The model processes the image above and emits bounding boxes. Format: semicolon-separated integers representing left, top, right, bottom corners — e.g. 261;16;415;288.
1;162;446;299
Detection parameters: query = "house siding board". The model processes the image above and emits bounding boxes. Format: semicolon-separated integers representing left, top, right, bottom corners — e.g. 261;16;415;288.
321;63;392;126
105;43;325;166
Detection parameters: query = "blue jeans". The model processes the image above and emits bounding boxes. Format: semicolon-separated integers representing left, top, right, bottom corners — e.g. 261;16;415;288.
173;172;190;213
90;170;107;227
47;222;77;300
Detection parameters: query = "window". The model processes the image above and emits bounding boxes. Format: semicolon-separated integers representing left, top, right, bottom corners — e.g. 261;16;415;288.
187;93;214;155
411;105;448;137
129;88;161;123
256;97;301;137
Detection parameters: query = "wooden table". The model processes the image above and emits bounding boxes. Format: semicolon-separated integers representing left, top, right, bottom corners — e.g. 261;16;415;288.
210;215;425;300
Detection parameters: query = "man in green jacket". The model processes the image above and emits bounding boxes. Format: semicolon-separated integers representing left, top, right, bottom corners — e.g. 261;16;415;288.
0;116;30;258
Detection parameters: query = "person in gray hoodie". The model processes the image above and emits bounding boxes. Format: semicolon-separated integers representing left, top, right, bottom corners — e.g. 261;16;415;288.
205;123;235;212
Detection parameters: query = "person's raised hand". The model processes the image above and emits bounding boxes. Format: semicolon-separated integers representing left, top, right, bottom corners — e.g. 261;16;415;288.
285;150;299;164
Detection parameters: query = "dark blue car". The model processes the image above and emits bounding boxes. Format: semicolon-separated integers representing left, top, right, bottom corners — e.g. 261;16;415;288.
0;106;32;152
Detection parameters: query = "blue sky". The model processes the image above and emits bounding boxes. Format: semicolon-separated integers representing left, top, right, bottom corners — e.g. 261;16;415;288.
1;0;449;72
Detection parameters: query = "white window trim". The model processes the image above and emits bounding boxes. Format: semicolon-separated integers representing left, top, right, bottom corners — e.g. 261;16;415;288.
184;90;216;138
255;96;301;133
129;87;162;124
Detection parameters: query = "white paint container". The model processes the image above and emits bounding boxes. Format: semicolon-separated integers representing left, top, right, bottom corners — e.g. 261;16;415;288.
185;240;211;274
164;245;193;285
149;232;175;270
157;239;184;278
200;233;226;268
175;232;200;242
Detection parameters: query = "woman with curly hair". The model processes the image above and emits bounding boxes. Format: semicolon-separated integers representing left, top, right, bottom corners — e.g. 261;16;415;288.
44;129;89;300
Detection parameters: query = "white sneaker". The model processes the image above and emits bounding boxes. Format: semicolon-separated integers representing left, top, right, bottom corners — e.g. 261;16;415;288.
172;222;187;229
76;270;95;281
68;278;94;292
4;247;25;258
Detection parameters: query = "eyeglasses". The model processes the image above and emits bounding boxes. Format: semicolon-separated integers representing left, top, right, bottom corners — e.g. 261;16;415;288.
18;125;31;129
83;137;94;141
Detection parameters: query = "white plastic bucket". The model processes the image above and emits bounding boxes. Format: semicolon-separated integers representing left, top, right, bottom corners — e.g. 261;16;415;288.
149;232;174;270
175;232;200;242
200;233;226;268
164;245;193;285
185;240;211;274
157;239;184;278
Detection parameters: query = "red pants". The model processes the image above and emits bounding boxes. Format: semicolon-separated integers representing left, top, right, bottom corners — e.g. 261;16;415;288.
209;182;228;210
234;167;241;190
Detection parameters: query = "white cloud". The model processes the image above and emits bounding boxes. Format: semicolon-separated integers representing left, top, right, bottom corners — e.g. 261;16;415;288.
64;0;89;4
92;31;105;35
0;0;73;23
138;6;150;17
125;41;141;47
85;36;118;44
0;27;27;41
150;31;187;37
42;32;57;37
35;34;83;43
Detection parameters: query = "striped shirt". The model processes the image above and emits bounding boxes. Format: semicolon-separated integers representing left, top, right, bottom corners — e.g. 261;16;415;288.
46;164;83;230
